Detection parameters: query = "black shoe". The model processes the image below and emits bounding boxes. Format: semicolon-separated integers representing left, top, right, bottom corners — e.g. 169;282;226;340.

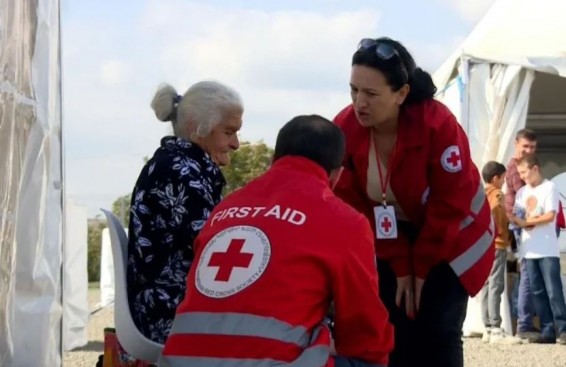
516;330;540;341
531;335;556;344
558;333;566;345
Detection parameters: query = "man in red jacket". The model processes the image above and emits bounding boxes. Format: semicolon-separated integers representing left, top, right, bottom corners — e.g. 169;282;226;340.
159;115;394;367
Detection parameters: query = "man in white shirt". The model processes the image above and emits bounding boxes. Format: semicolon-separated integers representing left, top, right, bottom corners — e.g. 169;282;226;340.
512;154;566;345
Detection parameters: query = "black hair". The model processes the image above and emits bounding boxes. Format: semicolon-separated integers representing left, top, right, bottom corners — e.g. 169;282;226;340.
352;37;437;105
273;115;345;175
515;128;537;142
481;161;506;183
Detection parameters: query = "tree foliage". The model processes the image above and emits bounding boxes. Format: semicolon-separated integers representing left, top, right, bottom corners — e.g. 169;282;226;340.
112;194;131;226
221;141;274;195
87;217;106;282
86;157;146;282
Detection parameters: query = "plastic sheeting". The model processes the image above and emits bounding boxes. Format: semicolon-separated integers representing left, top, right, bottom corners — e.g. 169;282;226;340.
464;63;534;169
100;226;129;307
434;0;566;89
100;227;116;307
0;0;64;366
63;200;89;351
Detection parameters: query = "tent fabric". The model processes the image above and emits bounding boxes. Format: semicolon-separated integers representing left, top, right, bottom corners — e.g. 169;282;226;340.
466;64;535;170
436;62;535;188
100;226;129;307
0;0;64;366
100;227;116;307
63;201;89;351
434;0;566;90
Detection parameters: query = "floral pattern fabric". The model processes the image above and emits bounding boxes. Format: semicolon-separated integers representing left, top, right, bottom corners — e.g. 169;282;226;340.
126;136;225;343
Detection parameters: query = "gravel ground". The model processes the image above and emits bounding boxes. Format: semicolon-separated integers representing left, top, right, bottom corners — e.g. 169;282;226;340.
64;289;566;367
63;289;113;367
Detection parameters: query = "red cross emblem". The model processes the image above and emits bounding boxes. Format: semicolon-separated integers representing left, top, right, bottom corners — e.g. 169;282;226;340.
375;211;396;238
447;151;461;167
441;145;462;172
380;216;392;233
207;239;253;282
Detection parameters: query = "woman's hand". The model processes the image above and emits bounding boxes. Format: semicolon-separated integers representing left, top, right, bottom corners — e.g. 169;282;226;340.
395;276;424;319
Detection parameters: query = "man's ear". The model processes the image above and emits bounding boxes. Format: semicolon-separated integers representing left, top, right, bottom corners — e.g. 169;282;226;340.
329;167;344;190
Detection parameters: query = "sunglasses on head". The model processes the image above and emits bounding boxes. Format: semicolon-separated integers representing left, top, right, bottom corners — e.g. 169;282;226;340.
356;38;409;83
357;38;400;60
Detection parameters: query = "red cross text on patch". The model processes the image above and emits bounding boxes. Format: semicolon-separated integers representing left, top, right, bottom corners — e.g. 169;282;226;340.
380;217;392;233
447;150;461;168
207;239;253;282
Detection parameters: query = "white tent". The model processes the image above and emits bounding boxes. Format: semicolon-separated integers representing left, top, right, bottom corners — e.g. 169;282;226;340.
0;1;89;366
63;201;89;352
434;0;566;171
434;0;566;337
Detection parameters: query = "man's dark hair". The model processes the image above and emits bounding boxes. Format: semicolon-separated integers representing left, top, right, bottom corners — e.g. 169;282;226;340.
515;128;537;142
481;161;506;183
273;115;345;174
517;153;541;169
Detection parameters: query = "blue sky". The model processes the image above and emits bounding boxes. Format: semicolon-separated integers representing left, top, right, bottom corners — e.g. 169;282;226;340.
61;0;496;216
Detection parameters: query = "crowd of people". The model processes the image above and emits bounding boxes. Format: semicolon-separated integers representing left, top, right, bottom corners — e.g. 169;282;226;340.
479;129;566;346
118;36;565;367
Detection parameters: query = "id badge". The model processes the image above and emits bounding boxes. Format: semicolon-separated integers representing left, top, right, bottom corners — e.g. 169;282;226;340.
374;205;398;239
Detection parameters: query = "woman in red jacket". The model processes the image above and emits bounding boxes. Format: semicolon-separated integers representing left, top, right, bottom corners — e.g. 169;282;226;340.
333;37;495;367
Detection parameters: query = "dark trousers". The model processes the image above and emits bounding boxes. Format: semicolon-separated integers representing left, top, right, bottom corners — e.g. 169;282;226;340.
377;261;468;367
334;357;385;367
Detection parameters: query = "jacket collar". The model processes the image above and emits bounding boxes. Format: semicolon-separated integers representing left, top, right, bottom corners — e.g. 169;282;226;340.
396;104;426;149
159;136;226;188
345;104;425;150
161;136;208;160
270;156;329;184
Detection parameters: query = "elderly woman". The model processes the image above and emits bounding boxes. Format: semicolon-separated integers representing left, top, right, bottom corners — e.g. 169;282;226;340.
127;81;243;343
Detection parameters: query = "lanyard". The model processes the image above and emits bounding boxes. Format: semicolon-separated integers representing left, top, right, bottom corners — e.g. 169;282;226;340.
373;132;397;206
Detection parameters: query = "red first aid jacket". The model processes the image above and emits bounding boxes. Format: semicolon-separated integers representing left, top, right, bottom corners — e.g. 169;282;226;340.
333;100;495;296
160;156;394;367
557;201;565;229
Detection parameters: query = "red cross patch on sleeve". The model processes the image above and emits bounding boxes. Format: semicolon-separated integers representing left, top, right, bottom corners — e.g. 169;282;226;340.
440;145;462;173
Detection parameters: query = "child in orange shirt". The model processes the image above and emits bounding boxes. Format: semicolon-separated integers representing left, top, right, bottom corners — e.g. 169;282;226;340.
480;161;519;344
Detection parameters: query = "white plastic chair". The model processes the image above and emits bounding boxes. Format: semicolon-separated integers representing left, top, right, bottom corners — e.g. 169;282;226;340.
101;209;164;363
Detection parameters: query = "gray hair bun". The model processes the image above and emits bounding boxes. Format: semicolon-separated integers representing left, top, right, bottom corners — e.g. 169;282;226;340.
150;83;180;122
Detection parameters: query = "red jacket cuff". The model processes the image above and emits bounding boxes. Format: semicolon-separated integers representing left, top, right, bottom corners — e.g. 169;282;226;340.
413;257;434;280
389;257;410;278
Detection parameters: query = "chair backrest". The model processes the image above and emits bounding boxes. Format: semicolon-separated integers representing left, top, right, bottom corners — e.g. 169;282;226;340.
100;209;164;363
